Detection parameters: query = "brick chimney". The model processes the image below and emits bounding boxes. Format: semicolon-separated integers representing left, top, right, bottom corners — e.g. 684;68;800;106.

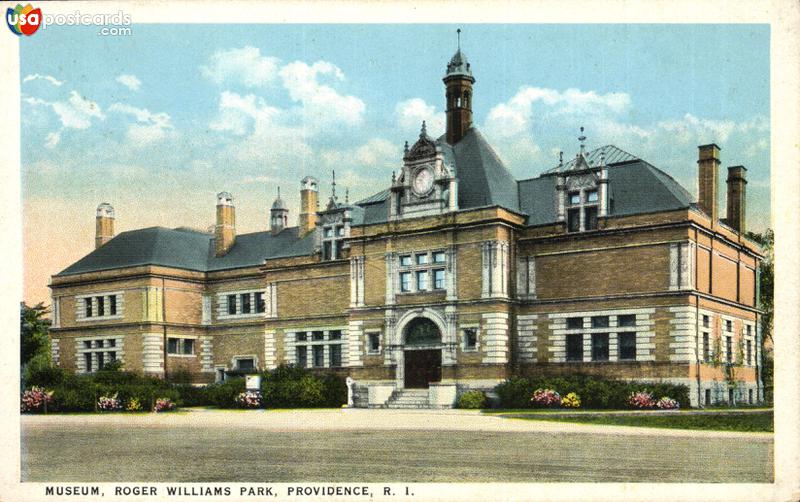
697;144;721;223
298;176;318;235
95;203;115;249
215;192;235;256
726;165;747;232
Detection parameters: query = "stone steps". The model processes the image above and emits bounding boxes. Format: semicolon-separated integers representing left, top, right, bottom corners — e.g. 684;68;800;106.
386;389;430;409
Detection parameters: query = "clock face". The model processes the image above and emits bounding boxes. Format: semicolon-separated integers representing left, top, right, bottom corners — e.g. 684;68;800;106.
413;167;434;195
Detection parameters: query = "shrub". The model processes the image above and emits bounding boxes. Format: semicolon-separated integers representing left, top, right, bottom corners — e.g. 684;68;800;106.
655;397;680;410
628;391;655;409
126;397;142;412
236;390;263;409
98;393;122;411
561;392;581;408
154;397;176;412
50;385;96;412
167;368;194;385
203;378;246;408
24;364;73;389
21;386;53;413
320;373;347;408
457;390;487;409
495;377;535;409
531;388;561;407
174;384;209;407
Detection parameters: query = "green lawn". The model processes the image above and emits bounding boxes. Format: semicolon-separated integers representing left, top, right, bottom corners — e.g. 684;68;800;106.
502;410;773;432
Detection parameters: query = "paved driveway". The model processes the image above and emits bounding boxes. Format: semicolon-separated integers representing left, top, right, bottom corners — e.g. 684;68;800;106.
21;409;773;483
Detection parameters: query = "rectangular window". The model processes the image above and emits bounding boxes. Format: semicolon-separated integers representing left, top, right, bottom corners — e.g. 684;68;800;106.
182;339;195;355
584;206;598;231
297;346;307;368
97;351;105;370
227;295;237;315
329;345;342;367
433;269;446;290
240;293;251;314
586;189;598;203
323;227;334;238
322;241;332;261
746;340;752;366
84;352;93;373
313;345;324;368
312;331;324;341
236;358;255;371
107;339;116;348
368;333;380;353
329;330;342;341
618;314;636;327
109;295;117;316
729;388;734;403
399;255;412;267
463;328;478;351
726;336;733;363
726;320;733;332
703;333;710;361
97;296;105;317
591;316;609;329
433;251;446;263
748;389;753;404
702;315;710;328
85;298;93;317
568;191;580;205
416;270;428;291
746;325;752;337
167;338;179;354
400;272;412;292
296;332;307;342
566;334;583;362
108;351;117;362
416;253;429;265
591;333;609;361
567;208;580;232
83;340;92;349
566;317;583;330
255;292;265;313
336;226;345;237
705;389;711;405
618;332;636;360
335;240;345;260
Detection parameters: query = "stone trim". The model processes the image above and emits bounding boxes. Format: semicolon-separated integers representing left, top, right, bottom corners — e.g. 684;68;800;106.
50;338;60;366
516;314;537;362
75;335;125;373
264;330;277;369
548;308;655;363
200;336;214;372
216;287;276;320
350;256;366;307
142;333;163;376
481;312;509;364
668;306;697;362
76;291;125;322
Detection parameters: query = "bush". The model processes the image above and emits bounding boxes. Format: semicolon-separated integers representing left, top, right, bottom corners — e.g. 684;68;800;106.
21;387;53;413
495;376;690;410
98;393;122;411
531;388;561;407
655;396;680;410
154;397;176;412
174;384;209;407
50;384;97;412
167;368;193;385
561;392;581;408
458;390;487;409
236;390;263;408
203;378;246;408
320;373;347;407
628;391;655;409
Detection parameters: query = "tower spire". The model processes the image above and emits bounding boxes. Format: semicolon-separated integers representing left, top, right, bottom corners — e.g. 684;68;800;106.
457;28;461;50
331;170;337;200
578;126;587;156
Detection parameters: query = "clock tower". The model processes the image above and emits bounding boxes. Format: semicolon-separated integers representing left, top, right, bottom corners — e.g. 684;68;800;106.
444;30;474;145
388;121;458;220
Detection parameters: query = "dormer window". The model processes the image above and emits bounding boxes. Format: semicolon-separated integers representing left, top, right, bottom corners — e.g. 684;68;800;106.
586;189;598;203
322;224;345;260
566;187;601;233
569;192;581;205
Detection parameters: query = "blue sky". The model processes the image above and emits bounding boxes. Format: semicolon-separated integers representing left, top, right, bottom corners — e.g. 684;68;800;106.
20;24;770;304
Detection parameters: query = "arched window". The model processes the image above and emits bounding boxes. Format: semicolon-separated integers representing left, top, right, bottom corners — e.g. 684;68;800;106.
404;317;441;346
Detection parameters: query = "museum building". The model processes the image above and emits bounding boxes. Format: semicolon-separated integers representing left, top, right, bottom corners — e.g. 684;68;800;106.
48;48;764;408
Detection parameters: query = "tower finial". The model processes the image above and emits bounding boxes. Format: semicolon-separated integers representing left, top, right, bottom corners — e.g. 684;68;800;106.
457;28;461;50
559;151;564;167
578;126;587;156
345;187;349;205
277;186;281;199
331;170;337;200
420;120;427;137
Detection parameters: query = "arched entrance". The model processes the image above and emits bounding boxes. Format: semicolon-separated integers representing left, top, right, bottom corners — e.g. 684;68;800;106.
403;317;442;389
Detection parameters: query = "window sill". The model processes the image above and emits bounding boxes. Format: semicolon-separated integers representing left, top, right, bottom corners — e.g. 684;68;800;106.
167;353;196;358
77;315;124;322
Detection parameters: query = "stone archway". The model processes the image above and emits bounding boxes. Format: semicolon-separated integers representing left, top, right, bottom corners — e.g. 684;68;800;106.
402;317;442;389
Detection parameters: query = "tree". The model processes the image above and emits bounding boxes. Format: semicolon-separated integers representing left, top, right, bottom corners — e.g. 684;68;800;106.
746;229;773;404
21;302;50;366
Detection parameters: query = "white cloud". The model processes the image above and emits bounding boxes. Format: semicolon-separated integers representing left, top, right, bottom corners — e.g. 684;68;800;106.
201;46;280;88
44;131;61;149
50;91;105;129
209;91;282;136
279;60;365;127
320;138;400;170
394;98;445;138
109;103;173;144
116;74;141;91
23;74;63;86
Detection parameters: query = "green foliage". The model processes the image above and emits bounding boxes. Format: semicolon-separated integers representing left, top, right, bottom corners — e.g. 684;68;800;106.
167;368;194;385
203;378;246;408
260;365;344;408
21;302;50;370
319;373;347;408
50;384;97;412
457;390;487;409
494;375;690;409
173;384;208;407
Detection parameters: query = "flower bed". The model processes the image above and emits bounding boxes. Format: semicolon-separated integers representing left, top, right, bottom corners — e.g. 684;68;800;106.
236;390;263;409
154;398;176;412
21;387;52;413
531;388;561;407
98;393;122;412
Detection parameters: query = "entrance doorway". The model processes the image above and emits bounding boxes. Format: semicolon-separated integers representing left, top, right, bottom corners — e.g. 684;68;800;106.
402;317;443;389
404;349;441;388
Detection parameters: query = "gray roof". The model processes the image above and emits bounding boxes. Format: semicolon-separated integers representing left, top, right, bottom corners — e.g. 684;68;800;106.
544;145;639;174
56;226;315;276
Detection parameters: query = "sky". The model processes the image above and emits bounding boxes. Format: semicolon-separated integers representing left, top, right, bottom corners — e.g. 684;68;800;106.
20;24;771;307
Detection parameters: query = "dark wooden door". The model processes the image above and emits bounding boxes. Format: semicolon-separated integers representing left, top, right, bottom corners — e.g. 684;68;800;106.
404;350;442;389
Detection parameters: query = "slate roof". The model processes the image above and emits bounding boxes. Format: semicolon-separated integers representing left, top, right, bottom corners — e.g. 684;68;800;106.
57;135;695;276
56;226;315;276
